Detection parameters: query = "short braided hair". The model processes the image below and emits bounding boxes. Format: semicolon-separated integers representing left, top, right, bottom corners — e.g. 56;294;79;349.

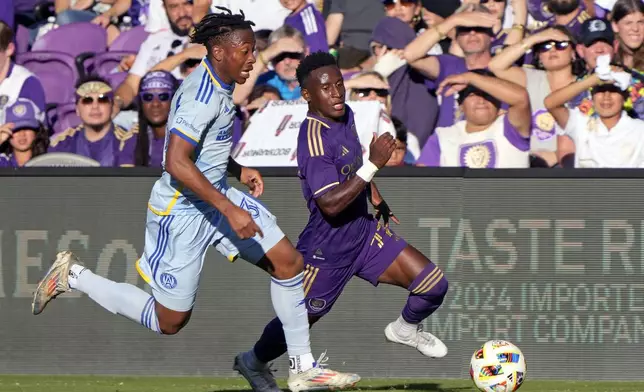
296;51;338;88
190;7;255;50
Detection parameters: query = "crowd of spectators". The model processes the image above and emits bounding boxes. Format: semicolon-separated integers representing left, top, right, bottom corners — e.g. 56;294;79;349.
0;0;643;169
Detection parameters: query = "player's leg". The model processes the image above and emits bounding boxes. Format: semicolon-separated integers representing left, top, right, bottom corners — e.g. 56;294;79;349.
237;263;349;391
32;212;211;336
357;222;449;358
219;188;359;392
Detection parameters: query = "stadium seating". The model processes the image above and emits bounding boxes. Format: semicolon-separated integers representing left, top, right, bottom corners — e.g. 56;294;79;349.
16;51;78;105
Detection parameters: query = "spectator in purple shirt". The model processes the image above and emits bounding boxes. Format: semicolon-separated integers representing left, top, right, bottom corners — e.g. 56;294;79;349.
404;8;497;127
48;76;137;167
528;0;594;39
0;98;49;167
281;0;329;53
0;22;46;114
132;70;178;167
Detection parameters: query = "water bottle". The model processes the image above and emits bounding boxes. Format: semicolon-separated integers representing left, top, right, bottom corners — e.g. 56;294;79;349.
120;16;133;32
35;17;58;40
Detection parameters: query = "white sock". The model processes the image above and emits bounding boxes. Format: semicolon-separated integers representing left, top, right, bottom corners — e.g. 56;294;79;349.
393;315;417;339
68;264;161;333
270;272;315;374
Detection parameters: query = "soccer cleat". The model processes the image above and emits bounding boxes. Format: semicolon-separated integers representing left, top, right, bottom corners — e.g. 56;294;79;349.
233;352;282;392
287;352;361;392
31;251;82;315
384;321;448;358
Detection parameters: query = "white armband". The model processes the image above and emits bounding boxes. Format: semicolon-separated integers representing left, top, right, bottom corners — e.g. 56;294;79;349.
356;160;379;183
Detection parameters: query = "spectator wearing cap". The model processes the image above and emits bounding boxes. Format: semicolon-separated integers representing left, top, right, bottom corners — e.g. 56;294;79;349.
0;98;49;167
527;0;596;38
489;26;585;157
612;0;644;71
416;69;532;168
114;0;198;114
281;0;329;53
131;70;178;167
404;8;498;127
0;22;46;114
325;0;384;71
545;59;644;168
234;26;307;103
49;76;137;167
369;17;437;149
571;18;644;119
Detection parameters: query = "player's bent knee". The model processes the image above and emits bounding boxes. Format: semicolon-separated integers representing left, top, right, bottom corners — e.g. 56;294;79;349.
270;246;305;280
432;274;449;303
155;305;192;335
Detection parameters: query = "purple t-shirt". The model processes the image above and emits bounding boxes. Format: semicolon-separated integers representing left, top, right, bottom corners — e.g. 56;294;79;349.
0;0;13;29
147;128;165;168
435;55;469;127
1;63;47;113
296;106;371;269
0;153;17;167
527;1;595;39
285;4;329;53
48;125;137;167
417;115;529;167
490;29;508;56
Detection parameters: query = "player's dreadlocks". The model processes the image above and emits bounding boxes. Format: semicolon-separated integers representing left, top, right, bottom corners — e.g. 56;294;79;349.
296;51;338;88
190;7;255;49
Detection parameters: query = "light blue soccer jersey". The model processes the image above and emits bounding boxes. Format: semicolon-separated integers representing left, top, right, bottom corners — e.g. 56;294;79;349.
147;58;236;216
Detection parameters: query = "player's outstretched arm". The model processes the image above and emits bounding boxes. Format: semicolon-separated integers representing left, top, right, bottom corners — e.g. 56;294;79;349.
166;135;262;239
316;134;396;217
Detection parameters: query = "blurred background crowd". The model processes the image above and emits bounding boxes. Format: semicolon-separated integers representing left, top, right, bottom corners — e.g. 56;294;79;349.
0;0;643;169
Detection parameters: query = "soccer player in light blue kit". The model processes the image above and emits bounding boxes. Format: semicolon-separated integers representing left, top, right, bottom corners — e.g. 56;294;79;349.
31;8;359;391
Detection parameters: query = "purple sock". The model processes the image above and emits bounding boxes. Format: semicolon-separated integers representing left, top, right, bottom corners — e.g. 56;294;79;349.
401;263;448;324
253;317;288;364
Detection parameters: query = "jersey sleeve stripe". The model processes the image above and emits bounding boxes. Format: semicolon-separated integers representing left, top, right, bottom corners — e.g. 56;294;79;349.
313;182;339;196
170;127;199;146
196;71;208;102
205;82;215;104
314;122;324;155
307;120;317;156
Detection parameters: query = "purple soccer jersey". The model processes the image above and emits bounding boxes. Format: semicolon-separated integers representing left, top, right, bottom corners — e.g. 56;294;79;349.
285;3;329;54
48;125;137;167
296;106;371;269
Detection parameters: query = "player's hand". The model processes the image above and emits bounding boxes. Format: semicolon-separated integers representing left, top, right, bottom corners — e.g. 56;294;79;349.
224;204;264;240
240;167;264;198
374;200;400;227
368;133;396;169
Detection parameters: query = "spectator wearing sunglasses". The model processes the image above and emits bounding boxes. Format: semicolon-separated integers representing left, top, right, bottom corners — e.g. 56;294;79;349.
370;17;437;150
131;71;178;167
404;7;497;128
49;77;137;167
345;71;422;162
234;26;307;104
281;0;329;53
417;69;531;168
489;26;584;159
545;61;644;168
0;98;49;167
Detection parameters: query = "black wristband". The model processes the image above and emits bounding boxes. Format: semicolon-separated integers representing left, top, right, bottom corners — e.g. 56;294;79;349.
227;156;242;180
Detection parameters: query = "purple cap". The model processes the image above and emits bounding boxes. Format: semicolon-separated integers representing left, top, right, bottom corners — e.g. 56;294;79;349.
140;70;178;92
3;98;41;131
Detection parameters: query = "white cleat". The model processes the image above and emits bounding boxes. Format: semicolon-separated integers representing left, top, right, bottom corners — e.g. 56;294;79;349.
384;322;448;358
32;251;82;315
233;353;282;392
287;352;360;392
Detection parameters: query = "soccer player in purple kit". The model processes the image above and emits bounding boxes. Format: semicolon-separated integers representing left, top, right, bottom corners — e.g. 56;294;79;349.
235;52;449;392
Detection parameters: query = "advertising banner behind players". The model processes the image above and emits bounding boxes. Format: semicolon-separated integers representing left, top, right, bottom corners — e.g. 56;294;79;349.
232;100;394;167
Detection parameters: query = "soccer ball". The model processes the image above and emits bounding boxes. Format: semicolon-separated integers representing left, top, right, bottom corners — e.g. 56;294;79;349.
469;340;527;392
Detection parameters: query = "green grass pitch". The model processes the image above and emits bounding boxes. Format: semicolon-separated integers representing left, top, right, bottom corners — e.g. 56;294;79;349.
1;376;643;392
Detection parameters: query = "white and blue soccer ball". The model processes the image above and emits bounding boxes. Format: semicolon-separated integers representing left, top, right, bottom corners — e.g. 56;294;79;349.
469;340;527;392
